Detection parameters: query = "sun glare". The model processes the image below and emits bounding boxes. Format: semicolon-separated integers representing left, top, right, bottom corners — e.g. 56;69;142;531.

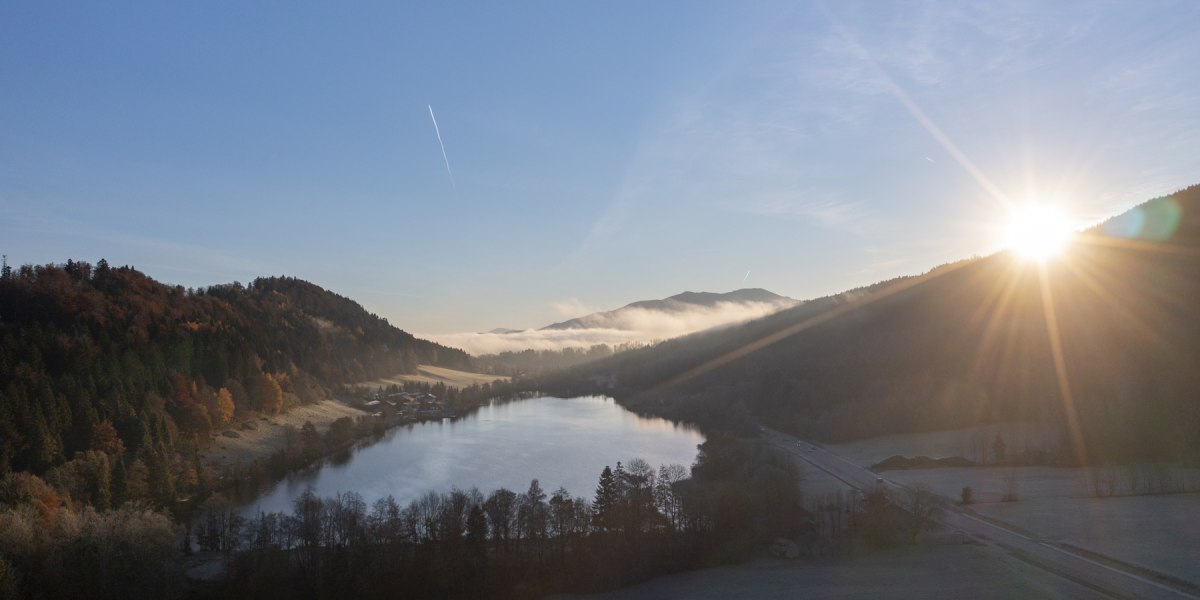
1002;204;1073;261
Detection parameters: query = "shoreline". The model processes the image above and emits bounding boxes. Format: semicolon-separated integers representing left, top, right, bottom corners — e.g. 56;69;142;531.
200;365;509;473
200;398;368;472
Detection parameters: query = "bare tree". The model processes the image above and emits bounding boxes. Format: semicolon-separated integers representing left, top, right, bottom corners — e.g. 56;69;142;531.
991;433;1007;464
623;458;659;535
484;488;517;550
959;486;974;506
1002;470;1020;502
901;483;942;543
654;463;688;532
972;431;989;465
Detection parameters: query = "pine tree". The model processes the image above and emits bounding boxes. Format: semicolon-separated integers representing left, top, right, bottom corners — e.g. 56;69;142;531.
992;432;1007;464
592;465;619;533
93;452;112;510
147;443;175;504
111;456;128;506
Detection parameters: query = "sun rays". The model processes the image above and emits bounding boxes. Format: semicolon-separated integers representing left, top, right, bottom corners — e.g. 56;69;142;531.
648;197;1189;471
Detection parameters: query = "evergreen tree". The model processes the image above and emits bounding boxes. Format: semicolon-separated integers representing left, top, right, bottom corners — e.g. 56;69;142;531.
523;479;547;540
466;504;488;548
92;451;112;510
592;465;620;533
110;456;128;506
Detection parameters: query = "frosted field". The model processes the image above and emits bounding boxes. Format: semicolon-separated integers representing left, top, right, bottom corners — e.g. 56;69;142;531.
568;541;1098;600
830;425;1200;587
879;467;1200;587
827;422;1056;466
358;364;508;388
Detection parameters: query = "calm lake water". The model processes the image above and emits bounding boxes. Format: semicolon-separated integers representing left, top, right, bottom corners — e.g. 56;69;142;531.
237;395;704;515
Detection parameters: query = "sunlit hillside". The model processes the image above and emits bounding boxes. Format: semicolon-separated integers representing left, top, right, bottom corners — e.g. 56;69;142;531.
553;186;1200;464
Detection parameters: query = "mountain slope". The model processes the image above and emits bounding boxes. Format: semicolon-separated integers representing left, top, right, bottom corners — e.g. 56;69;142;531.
0;264;470;476
554;185;1200;463
541;288;798;331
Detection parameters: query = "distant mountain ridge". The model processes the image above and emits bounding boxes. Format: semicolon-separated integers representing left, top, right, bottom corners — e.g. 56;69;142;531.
541;288;798;331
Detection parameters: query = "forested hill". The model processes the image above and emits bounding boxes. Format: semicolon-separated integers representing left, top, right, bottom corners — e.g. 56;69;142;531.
0;261;470;477
549;185;1200;464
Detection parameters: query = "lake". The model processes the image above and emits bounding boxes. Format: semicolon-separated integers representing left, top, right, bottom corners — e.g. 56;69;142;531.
237;395;704;515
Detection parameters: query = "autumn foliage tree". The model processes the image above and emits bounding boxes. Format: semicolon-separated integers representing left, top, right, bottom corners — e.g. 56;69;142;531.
253;373;283;415
0;261;472;499
213;388;235;427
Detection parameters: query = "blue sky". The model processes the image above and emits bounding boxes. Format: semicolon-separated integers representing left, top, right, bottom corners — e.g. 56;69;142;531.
3;1;1199;334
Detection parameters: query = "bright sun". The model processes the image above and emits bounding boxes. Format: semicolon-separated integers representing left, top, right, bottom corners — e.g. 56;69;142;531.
1002;204;1073;261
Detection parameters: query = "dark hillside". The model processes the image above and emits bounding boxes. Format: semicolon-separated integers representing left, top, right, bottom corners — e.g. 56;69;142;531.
552;185;1200;463
0;263;469;480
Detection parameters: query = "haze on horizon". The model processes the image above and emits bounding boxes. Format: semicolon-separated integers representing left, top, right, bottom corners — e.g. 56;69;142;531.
2;1;1199;334
427;293;799;355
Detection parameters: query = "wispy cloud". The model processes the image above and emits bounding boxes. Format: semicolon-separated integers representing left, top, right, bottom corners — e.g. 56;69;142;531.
563;1;1199;282
732;193;870;233
811;2;1097;90
549;297;596;318
424;328;644;355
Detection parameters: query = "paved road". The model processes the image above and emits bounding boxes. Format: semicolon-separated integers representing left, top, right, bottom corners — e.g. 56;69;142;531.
763;428;1200;600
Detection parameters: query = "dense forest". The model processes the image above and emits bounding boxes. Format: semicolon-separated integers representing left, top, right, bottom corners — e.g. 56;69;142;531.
0;261;471;487
547;186;1200;465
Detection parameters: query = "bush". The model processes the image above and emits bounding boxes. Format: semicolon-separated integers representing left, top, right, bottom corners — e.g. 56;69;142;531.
960;486;974;505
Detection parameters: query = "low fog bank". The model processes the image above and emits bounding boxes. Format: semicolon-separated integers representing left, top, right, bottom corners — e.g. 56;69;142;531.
426;300;797;355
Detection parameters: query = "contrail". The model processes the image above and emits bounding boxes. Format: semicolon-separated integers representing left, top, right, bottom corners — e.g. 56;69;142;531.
428;104;456;189
743;270;751;283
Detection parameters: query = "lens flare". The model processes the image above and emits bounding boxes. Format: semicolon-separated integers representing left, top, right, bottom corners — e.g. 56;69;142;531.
1102;197;1181;241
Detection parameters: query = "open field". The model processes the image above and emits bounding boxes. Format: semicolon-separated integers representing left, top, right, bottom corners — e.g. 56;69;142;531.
816;423;1200;590
568;540;1098;600
201;400;367;470
827;421;1056;466
881;465;1200;587
762;426;1200;599
358;365;509;389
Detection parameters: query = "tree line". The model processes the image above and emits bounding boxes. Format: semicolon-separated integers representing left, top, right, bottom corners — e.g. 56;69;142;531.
196;435;805;599
0;429;952;599
474;342;649;378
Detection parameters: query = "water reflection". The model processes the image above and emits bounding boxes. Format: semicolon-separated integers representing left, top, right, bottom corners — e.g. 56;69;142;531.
238;396;703;515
